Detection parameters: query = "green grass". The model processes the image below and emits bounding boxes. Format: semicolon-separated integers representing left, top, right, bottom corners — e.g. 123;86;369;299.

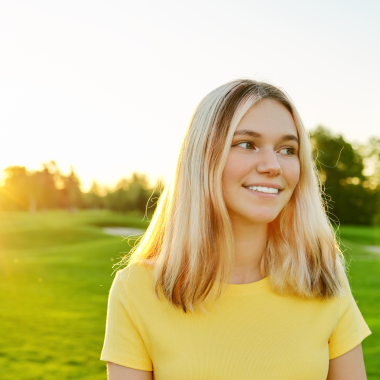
0;210;147;380
0;211;379;379
339;225;380;246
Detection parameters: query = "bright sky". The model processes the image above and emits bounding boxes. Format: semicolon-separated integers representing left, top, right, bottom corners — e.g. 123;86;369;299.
0;0;379;191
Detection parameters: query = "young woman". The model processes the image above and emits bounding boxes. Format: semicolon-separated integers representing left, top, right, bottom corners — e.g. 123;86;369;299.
101;79;371;380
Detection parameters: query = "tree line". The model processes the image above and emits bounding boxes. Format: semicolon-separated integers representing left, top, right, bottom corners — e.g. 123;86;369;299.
0;126;379;225
0;161;160;216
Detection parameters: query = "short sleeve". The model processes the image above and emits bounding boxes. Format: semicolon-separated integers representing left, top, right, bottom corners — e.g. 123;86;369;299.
100;272;153;370
328;279;372;360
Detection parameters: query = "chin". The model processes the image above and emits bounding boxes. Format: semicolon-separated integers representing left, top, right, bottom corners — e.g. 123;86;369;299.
238;210;280;225
226;203;284;225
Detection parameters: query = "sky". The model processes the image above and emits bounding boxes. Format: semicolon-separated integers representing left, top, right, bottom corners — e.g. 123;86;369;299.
0;0;379;191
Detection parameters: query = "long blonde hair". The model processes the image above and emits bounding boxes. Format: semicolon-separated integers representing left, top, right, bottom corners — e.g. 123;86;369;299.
124;79;346;312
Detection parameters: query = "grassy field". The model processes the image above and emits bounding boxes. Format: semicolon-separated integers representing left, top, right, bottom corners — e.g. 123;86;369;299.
0;211;379;379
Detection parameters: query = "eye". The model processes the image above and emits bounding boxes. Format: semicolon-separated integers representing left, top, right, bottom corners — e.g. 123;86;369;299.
235;141;255;150
279;147;295;155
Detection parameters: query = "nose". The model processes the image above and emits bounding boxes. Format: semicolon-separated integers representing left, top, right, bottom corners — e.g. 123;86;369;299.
256;149;282;177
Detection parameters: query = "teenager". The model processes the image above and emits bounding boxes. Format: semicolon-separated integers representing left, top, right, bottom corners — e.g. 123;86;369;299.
101;79;371;380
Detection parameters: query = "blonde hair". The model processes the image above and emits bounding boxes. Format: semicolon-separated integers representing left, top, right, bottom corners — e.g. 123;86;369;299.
124;79;346;312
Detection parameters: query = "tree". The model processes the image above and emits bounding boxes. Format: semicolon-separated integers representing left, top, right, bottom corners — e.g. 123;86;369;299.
61;166;82;212
310;126;375;225
83;181;105;209
0;166;30;210
103;173;153;213
358;137;380;224
32;161;58;210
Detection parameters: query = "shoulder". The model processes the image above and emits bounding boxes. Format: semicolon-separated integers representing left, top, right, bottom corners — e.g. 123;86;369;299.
336;271;355;305
115;262;155;295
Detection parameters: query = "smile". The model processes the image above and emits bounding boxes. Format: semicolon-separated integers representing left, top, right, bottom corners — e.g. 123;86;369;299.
244;186;280;194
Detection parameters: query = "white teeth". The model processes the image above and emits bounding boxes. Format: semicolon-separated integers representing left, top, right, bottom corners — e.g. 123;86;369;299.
246;186;279;194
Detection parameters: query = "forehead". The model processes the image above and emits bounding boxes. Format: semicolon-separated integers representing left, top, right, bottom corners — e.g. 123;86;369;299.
235;99;298;137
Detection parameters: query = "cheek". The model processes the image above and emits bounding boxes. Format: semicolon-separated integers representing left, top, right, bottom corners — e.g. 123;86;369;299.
222;154;250;187
284;159;301;189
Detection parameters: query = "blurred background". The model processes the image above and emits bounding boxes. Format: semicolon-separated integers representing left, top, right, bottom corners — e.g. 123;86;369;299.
0;0;379;379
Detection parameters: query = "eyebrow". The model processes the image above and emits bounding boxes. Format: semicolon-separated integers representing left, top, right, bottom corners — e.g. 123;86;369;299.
233;129;299;144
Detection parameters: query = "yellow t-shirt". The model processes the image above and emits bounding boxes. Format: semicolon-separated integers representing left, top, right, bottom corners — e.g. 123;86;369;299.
100;263;371;379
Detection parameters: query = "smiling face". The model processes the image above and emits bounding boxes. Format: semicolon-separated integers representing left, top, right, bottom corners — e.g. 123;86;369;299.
222;99;300;226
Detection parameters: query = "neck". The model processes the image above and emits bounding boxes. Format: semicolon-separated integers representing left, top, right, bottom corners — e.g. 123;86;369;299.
230;217;268;284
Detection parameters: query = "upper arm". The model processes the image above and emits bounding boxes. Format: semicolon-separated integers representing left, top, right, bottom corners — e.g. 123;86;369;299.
101;272;153;371
328;276;371;361
107;362;153;380
326;344;367;380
